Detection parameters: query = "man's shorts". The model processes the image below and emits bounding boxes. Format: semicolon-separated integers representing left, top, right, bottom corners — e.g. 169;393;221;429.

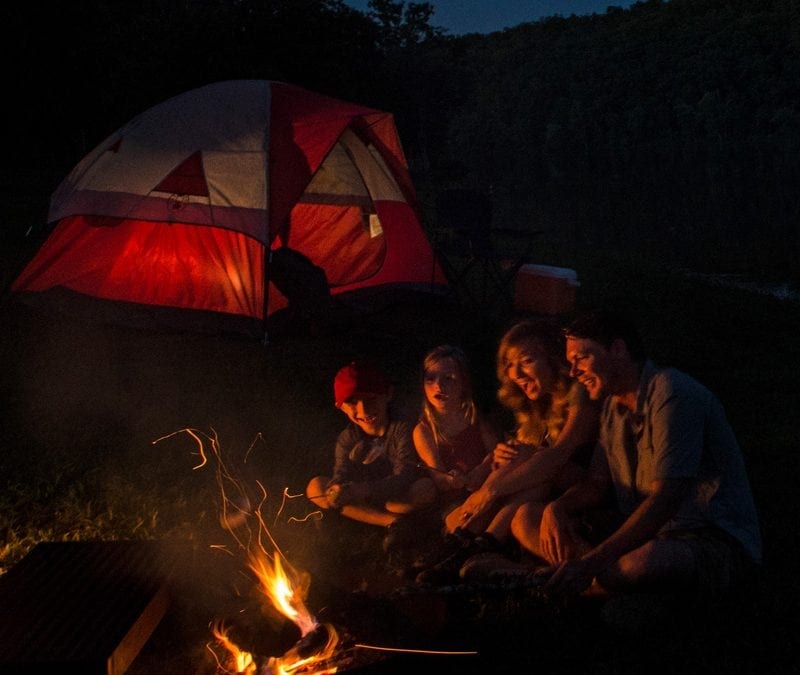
658;527;757;597
579;511;757;596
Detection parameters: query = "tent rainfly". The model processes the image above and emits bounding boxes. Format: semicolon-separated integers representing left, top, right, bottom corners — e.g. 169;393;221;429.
12;80;448;336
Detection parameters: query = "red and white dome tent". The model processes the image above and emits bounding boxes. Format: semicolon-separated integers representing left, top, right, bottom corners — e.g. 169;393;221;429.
13;80;448;337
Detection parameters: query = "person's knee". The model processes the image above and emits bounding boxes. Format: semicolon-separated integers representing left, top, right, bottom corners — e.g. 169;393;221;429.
510;501;544;552
511;501;542;532
306;476;332;508
306;476;324;497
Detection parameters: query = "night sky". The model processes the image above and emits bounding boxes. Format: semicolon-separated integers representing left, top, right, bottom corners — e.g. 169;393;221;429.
343;0;639;35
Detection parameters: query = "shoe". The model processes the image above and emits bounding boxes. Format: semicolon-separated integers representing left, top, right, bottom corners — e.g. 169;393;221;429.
415;533;502;585
459;551;541;584
383;517;416;553
383;509;444;554
408;531;466;571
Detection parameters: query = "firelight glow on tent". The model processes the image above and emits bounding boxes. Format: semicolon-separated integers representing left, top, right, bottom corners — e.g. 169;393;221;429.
12;80;448;335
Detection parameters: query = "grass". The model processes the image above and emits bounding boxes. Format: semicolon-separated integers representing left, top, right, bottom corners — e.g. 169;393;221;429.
1;247;798;673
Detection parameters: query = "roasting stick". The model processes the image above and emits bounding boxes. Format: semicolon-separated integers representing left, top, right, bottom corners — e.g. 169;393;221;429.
306;462;456;500
354;643;478;655
406;460;459;476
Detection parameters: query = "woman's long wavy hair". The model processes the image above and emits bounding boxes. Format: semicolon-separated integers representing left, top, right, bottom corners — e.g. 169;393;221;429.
420;345;477;447
496;321;572;445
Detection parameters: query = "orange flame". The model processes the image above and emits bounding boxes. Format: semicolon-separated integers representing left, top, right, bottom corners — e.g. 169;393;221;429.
159;428;340;673
211;622;257;674
249;551;340;674
250;552;314;633
160;429;477;672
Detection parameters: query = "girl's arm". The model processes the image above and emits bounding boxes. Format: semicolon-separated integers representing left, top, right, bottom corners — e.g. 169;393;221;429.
481;399;599;500
413;422;463;491
464;418;500;490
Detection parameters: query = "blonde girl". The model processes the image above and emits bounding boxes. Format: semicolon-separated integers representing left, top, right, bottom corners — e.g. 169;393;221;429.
413;345;498;508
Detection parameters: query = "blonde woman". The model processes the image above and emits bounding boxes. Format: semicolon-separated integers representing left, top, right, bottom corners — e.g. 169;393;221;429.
416;320;599;584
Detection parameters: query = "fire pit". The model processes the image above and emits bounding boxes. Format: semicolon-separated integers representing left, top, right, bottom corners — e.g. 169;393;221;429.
150;429;566;673
0;540;175;674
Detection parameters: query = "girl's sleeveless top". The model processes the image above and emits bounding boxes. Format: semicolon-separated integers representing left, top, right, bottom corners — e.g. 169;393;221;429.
437;423;488;474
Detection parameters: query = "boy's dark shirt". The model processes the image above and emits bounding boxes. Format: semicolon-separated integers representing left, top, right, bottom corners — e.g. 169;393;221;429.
331;419;418;502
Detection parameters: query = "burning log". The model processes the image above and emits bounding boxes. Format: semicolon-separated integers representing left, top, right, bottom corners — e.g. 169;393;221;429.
287;623;333;659
260;623;349;674
178;430;478;673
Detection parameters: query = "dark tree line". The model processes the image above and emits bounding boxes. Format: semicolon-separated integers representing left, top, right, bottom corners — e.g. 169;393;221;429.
3;0;798;281
407;0;800;281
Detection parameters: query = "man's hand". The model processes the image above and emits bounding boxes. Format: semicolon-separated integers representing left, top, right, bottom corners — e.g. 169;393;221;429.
539;558;597;597
538;501;585;564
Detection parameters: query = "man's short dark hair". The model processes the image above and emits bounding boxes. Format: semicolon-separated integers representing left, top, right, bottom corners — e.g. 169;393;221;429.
563;309;647;362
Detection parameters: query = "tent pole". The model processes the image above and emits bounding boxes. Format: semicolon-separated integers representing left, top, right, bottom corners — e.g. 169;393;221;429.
262;244;271;346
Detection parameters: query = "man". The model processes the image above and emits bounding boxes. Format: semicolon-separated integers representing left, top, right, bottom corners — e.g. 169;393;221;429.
511;309;762;597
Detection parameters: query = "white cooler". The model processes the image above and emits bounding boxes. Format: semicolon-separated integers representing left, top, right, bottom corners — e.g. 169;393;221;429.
514;264;579;315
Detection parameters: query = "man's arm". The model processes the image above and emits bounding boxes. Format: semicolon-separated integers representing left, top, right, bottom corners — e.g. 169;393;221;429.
538;449;612;562
543;476;691;595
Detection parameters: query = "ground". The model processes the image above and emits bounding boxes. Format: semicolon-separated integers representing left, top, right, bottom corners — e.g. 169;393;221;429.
1;275;796;674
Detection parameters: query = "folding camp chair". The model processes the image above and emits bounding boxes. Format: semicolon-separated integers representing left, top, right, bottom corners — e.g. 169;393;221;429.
433;189;539;311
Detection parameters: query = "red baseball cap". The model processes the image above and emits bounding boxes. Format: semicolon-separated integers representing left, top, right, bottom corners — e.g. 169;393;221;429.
334;360;389;407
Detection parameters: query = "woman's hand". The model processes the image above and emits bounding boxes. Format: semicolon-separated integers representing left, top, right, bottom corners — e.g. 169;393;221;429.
492;439;534;468
447;468;467;491
455;487;495;529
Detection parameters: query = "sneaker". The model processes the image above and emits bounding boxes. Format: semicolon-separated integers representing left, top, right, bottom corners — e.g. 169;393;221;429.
382;517;417;553
383;508;444;554
415;533;502;585
459;551;542;585
409;531;466;571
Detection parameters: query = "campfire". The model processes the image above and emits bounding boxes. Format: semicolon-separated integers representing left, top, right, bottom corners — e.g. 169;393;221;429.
210;551;341;674
155;428;478;674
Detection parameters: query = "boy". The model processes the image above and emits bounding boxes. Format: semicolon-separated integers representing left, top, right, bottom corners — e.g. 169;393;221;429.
306;360;436;548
